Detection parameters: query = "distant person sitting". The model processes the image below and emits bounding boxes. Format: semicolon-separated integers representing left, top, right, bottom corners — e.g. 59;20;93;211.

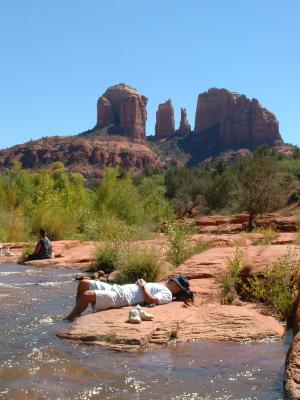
27;229;52;261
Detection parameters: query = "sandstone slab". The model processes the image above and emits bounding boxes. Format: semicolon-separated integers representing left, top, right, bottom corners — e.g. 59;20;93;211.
57;302;284;351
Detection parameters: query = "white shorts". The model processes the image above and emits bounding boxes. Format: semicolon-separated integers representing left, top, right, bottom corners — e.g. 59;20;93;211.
88;280;127;310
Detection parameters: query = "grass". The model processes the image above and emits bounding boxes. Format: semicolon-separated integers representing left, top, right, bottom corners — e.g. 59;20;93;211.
220;248;244;305
241;249;299;320
101;332;119;344
293;233;300;246
219;247;299;320
169;322;179;340
90;242;123;274
165;221;213;267
115;248;164;284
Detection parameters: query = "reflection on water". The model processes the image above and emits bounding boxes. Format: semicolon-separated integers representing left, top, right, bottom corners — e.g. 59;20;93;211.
0;264;290;400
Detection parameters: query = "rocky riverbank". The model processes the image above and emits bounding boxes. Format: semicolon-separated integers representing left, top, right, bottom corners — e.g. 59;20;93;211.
57;243;299;351
3;232;300;397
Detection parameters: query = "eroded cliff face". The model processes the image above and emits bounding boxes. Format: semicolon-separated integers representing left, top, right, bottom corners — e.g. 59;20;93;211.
194;88;283;149
97;83;147;141
155;99;175;139
0;134;162;178
0;84;288;177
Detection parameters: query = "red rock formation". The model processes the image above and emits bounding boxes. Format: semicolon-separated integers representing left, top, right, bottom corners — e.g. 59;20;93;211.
155;99;175;139
0;134;162;179
194;88;283;149
97;83;147;141
97;96;114;126
177;107;191;137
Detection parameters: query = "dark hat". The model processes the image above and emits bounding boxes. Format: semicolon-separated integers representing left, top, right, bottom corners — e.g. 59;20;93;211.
169;275;190;292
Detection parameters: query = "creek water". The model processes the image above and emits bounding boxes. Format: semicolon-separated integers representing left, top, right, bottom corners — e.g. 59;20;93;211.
0;263;291;400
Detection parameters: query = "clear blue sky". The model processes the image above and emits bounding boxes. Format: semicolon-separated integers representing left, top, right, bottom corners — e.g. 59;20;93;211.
0;0;299;149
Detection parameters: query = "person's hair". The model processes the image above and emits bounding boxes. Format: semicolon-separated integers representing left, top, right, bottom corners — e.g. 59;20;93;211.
39;228;46;237
172;289;195;304
168;275;195;304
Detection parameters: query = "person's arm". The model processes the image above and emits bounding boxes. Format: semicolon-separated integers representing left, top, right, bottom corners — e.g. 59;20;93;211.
137;279;160;305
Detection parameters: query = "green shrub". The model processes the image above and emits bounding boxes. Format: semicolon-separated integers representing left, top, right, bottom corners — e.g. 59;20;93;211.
91;243;121;274
0;209;29;242
30;208;78;240
165;222;213;267
165;222;192;267
220;248;244;304
293;233;300;246
137;174;174;224
241;249;299;320
95;167;145;226
116;249;163;284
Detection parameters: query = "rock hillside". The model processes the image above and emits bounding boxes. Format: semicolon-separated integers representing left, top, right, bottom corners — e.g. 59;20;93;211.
0;84;289;175
0;134;162;178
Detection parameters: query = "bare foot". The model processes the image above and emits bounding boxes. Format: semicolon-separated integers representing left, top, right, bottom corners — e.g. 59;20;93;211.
62;315;75;322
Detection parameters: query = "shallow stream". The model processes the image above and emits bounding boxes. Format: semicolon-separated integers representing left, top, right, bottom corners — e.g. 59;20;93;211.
0;264;291;399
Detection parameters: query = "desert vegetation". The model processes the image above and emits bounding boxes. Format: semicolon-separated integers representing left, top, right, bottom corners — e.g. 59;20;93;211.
0;162;173;242
165;221;213;267
165;146;300;225
1;146;300;243
220;247;299;320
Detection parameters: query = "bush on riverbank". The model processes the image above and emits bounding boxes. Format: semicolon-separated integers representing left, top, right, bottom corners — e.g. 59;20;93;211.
219;247;299;320
115;248;164;284
241;249;299;320
91;241;164;284
220;248;244;305
165;221;213;267
92;242;122;274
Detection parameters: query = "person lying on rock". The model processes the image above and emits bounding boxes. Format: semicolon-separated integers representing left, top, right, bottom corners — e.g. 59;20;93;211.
26;228;53;261
64;275;194;321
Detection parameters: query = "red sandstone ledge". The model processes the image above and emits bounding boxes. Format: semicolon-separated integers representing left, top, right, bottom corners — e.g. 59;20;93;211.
56;244;299;351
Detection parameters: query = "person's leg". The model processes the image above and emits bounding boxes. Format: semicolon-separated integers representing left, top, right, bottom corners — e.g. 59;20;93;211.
64;285;125;322
65;290;96;321
76;279;91;303
64;280;110;321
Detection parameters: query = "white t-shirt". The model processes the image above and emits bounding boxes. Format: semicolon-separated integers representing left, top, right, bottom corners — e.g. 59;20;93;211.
119;283;172;305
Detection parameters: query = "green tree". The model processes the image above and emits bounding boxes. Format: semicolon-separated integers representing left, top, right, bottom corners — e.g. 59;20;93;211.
138;174;174;223
164;167;204;215
236;155;280;230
